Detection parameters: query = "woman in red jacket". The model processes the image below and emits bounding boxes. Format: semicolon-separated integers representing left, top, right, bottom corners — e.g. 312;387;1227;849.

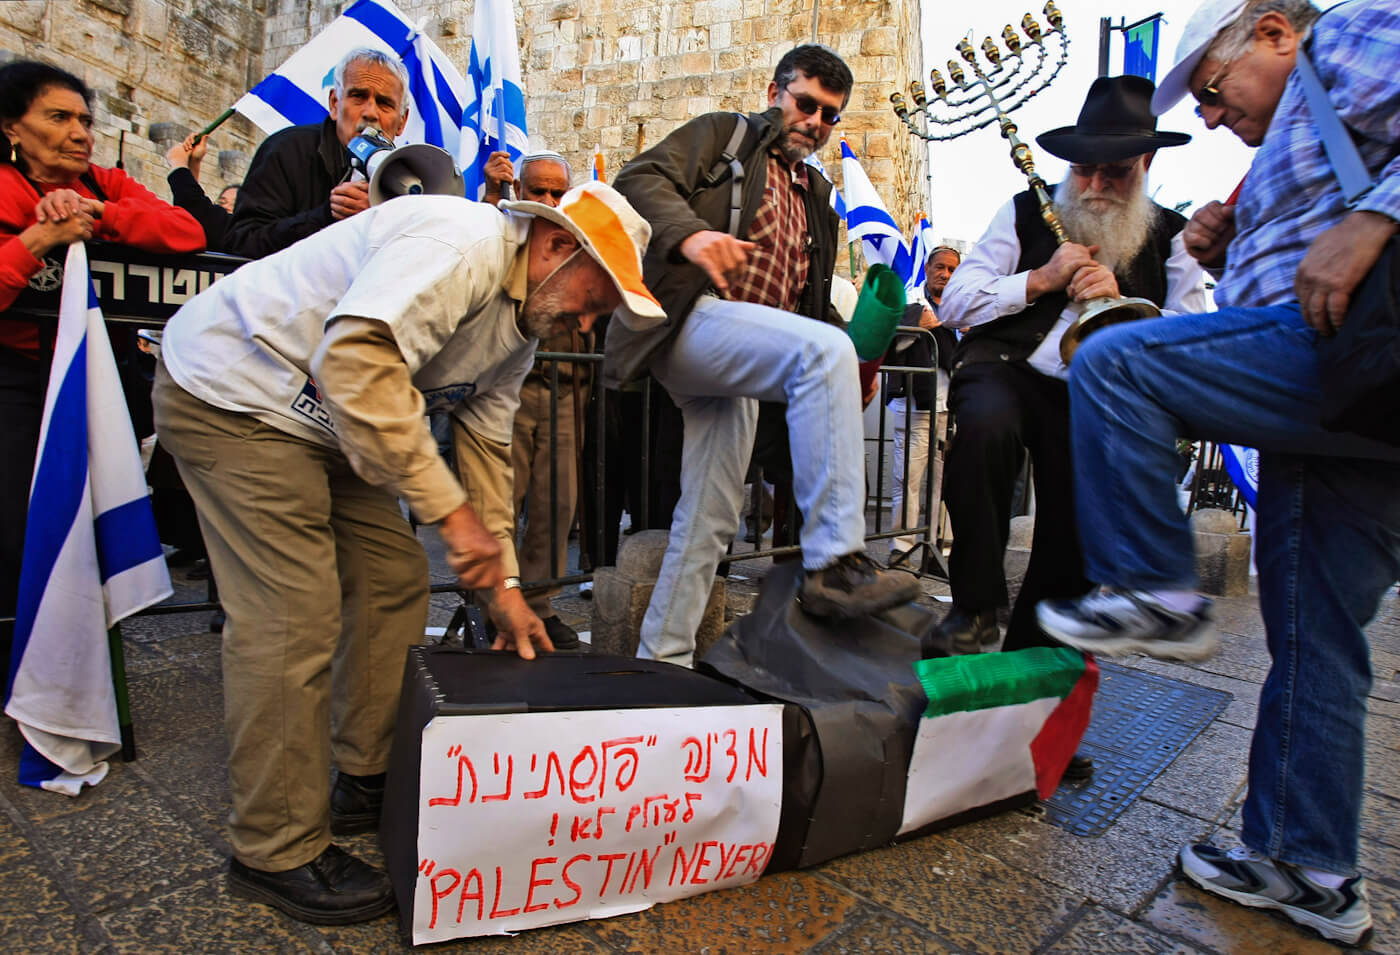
0;61;204;670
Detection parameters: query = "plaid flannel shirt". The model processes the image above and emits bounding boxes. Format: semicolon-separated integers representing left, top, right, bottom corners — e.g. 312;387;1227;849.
1216;0;1400;310
728;152;811;313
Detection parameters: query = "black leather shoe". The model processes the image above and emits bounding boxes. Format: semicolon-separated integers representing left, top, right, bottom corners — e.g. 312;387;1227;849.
1062;752;1095;781
227;844;394;925
330;771;384;835
542;614;586;651
934;606;1000;654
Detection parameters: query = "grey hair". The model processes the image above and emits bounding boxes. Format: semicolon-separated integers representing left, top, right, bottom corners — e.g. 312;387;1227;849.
516;150;573;183
1204;0;1320;65
333;48;410;116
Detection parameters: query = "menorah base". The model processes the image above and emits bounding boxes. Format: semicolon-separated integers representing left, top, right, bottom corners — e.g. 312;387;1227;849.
1060;296;1161;363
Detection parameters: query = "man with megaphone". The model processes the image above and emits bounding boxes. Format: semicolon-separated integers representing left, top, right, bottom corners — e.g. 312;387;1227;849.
226;47;412;259
152;181;665;925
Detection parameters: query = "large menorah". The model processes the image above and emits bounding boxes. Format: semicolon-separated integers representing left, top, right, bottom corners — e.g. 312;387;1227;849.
891;2;1161;362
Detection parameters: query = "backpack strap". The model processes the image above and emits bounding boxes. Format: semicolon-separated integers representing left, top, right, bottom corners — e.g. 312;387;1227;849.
700;113;751;236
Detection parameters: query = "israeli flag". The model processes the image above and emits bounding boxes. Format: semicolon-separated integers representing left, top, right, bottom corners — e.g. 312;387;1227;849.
804;152;846;218
907;213;935;296
233;0;471;158
1220;444;1259;509
5;244;171;796
460;0;529;201
840;138;914;284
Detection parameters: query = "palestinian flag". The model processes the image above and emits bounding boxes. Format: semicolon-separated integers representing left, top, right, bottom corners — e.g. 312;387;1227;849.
898;648;1098;835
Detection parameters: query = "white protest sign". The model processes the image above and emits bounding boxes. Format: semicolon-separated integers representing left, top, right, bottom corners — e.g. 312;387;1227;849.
412;704;784;943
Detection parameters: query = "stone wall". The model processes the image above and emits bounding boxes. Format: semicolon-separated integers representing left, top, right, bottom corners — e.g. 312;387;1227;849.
0;0;926;274
0;0;266;201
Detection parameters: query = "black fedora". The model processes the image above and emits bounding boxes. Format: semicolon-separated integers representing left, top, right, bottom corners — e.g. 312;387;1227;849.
1036;75;1190;164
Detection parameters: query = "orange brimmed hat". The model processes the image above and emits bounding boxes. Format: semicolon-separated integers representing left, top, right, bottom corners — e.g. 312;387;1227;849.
502;182;666;328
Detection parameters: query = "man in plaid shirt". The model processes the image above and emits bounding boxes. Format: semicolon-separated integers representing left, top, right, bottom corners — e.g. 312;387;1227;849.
606;45;919;668
1037;0;1400;944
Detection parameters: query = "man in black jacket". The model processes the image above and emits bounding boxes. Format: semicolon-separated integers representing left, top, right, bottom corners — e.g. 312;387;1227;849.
226;48;410;259
935;76;1207;665
607;45;918;668
886;246;959;561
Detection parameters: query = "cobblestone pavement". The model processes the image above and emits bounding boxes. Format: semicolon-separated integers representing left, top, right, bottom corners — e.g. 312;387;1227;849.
2;530;1396;953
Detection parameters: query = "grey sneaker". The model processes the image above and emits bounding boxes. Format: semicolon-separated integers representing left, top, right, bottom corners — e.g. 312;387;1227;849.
1036;589;1218;661
1179;843;1372;946
799;553;920;619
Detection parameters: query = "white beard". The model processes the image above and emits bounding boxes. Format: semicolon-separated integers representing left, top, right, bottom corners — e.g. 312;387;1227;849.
1053;170;1155;276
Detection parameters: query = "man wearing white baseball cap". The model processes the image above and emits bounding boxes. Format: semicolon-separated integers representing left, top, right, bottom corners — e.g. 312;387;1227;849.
154;182;663;924
1036;0;1400;945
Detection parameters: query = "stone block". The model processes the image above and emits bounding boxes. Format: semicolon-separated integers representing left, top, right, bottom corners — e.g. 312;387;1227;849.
592;531;726;659
1192;510;1251;597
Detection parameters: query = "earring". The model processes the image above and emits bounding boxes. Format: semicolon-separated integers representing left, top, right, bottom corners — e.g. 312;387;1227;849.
7;141;15;163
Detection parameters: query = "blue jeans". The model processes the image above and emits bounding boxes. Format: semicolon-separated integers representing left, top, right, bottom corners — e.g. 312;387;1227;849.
1070;304;1400;874
640;296;868;667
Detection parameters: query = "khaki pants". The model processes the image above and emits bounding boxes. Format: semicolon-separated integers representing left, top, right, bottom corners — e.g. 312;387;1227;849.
511;375;583;615
153;365;428;871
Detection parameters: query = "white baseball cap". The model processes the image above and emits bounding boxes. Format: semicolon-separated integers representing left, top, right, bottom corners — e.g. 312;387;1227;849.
502;182;666;329
1151;0;1250;115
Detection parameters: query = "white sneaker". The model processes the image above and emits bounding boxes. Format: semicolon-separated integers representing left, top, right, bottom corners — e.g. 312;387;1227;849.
1036;589;1218;661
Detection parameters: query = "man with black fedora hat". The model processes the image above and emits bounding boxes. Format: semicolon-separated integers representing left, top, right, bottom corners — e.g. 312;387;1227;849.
932;76;1207;721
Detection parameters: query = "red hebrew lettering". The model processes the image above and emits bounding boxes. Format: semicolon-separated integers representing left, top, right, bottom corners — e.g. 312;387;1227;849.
690;841;717;885
594;805;615;838
569;746;600;803
746;726;770;781
482;753;513;802
548;812;558;847
523;857;557;913
458;868;485;924
723;728;739;783
524;751;565;799
596;852;627;896
682;792;703;823
428;754;478;807
427;868;460;930
570;813;592;842
681;735;711;782
601;736;643;793
557;853;589;908
624;802;643;832
488;865;520;919
643;793;667;827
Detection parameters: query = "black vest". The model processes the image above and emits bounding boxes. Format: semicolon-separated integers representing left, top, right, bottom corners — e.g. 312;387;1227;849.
954;187;1186;370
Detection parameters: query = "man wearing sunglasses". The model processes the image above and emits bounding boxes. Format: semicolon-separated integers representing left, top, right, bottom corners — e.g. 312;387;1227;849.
933;77;1206;772
1035;0;1400;945
606;44;920;668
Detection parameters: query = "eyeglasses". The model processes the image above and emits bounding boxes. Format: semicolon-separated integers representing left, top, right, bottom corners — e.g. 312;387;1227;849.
1193;62;1231;118
783;87;841;126
1069;161;1138;181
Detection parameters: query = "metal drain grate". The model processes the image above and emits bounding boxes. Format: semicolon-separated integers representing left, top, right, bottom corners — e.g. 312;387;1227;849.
1039;661;1232;837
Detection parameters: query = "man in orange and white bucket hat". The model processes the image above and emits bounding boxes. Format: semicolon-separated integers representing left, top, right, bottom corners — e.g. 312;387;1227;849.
153;182;663;925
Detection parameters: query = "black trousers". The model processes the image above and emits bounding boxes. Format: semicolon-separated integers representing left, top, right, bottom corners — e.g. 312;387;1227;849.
943;360;1091;650
1;346;49;673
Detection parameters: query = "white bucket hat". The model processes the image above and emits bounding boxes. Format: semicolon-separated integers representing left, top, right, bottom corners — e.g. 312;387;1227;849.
502;182;666;329
1151;0;1250;115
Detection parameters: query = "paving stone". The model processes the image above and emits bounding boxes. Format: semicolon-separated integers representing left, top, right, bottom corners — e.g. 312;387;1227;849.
99;878;325;953
1138;721;1253;822
125;665;225;754
806;900;960;953
30;767;225;914
1365;715;1400;800
588;869;859;953
132;731;232;846
817;831;1080;953
944;797;1212;913
0;811;105;953
1044;905;1210;954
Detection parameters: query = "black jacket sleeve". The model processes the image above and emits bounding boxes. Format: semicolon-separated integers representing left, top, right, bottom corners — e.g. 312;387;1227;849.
166;168;231;253
224;125;337;259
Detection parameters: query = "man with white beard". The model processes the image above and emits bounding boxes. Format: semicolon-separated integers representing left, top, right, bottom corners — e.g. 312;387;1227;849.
932;77;1207;778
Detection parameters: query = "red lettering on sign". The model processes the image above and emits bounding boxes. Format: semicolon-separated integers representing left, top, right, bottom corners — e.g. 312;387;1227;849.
723;729;739;783
428;754;478;807
488;865;520;919
722;843;750;880
668;842;695;887
524;751;565;799
745;842;773;876
596;851;626;896
690;840;717;885
682;791;702;823
746;726;769;780
557;853;589;908
569;746;599;803
427;867;460;929
458;868;484;924
681;735;711;782
482;753;513;802
626;843;661;893
523;856;557;913
601;736;643;794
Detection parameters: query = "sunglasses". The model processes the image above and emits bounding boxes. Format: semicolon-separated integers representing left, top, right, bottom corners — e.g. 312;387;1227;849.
783;87;841;126
1069;162;1137;181
1193;62;1231;118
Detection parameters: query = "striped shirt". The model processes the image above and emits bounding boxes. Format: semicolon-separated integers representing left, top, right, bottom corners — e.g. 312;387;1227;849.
1216;0;1400;310
728;152;811;312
